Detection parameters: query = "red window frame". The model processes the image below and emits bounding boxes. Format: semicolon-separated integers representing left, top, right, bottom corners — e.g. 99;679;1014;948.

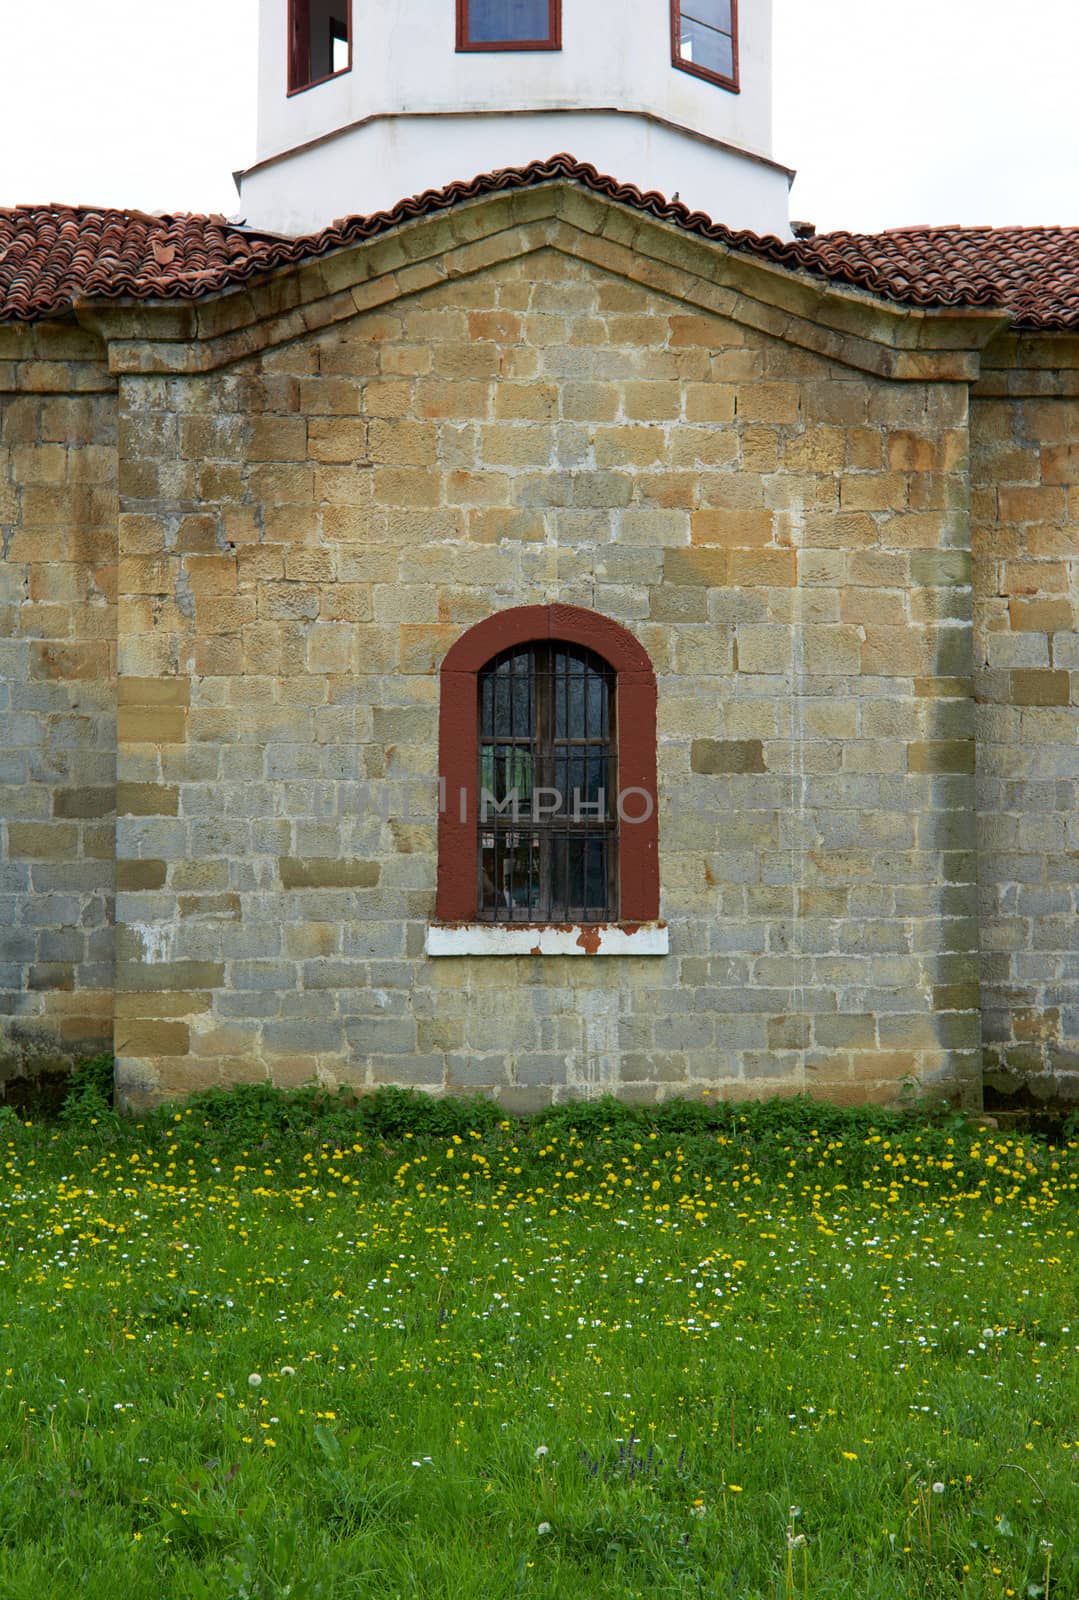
437;605;659;925
288;0;353;96
456;0;562;53
670;0;739;93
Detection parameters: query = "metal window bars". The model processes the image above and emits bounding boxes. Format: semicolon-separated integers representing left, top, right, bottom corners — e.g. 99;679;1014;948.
477;642;617;923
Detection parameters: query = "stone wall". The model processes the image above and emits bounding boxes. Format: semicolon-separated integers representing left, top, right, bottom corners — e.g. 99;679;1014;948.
25;194;1079;1112
972;386;1079;1103
109;241;982;1109
0;322;117;1101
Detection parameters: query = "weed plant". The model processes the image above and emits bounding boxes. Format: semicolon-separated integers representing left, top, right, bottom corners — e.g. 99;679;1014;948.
0;1081;1075;1597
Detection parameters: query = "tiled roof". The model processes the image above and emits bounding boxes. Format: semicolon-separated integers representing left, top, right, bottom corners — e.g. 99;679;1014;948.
2;155;1078;329
800;225;1079;332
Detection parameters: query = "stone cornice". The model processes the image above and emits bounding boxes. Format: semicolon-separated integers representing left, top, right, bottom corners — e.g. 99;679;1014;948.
0;318;114;394
63;180;1014;382
974;330;1079;397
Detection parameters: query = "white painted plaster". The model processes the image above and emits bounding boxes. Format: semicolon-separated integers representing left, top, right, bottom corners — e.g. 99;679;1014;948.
425;923;670;957
131;923;173;964
239;0;792;236
239;110;792;237
574;988;621;1096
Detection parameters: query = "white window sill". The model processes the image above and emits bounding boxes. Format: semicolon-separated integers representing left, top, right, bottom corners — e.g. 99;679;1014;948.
426;923;669;957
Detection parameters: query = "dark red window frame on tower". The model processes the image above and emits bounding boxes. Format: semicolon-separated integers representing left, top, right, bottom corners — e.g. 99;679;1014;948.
436;605;659;925
456;0;562;53
288;0;353;95
670;0;740;93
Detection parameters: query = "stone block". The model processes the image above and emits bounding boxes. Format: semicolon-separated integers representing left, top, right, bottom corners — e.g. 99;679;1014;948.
649;586;707;622
122;960;225;991
263;1021;345;1054
119;676;191;706
729;549;797;587
999;485;1066;523
736;624;792;674
114;990;211;1018
803;624;863;676
987;633;1049;670
691;739;766;775
815;1014;877;1048
622;382;681;421
118;706;187;743
1009;599;1073;632
736;382;799;424
767;1015;812;1050
1011;669;1071;706
114;1020;190;1056
115;783;179;816
907;740;975;774
279;858;381;890
29;642;110;681
8;823;78;859
691;509;774;546
52;787;115;818
116;859;167;891
910;550;972;587
178;893;241;920
307;418;367;463
653;551;727;599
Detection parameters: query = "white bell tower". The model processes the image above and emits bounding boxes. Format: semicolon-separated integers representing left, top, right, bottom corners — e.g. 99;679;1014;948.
236;1;793;238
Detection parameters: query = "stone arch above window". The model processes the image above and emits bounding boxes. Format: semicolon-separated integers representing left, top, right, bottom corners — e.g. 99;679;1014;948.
436;605;660;929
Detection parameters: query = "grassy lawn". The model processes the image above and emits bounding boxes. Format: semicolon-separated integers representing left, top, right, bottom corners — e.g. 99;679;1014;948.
0;1087;1077;1598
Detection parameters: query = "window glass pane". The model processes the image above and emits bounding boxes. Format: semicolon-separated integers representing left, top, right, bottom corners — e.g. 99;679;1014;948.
480;832;541;919
331;24;349;73
549;836;610;920
467;0;550;42
550;835;575;918
565;753;580;814
483;648;534;738
567;669;585;740
585;838;608;916
554;647;605;739
481;745;535;812
516;749;534;808
679;16;734;79
512;656;534;738
493;659;512;735
586;752;608;813
682;0;732;35
586;673;607;739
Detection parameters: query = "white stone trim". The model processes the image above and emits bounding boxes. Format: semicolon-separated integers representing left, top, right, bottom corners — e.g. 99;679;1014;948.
426;923;669;957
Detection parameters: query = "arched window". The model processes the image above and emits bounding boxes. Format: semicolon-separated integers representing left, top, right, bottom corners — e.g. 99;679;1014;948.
436;605;660;933
478;642;616;922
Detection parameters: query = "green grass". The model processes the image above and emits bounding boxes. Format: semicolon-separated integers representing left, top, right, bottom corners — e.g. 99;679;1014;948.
0;1088;1077;1597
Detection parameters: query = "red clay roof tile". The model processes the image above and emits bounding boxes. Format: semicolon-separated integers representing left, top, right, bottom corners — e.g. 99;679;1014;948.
2;155;1078;330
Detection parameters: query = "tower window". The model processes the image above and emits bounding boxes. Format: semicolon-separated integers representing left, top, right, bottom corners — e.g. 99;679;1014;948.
671;0;739;92
288;0;352;94
457;0;561;52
